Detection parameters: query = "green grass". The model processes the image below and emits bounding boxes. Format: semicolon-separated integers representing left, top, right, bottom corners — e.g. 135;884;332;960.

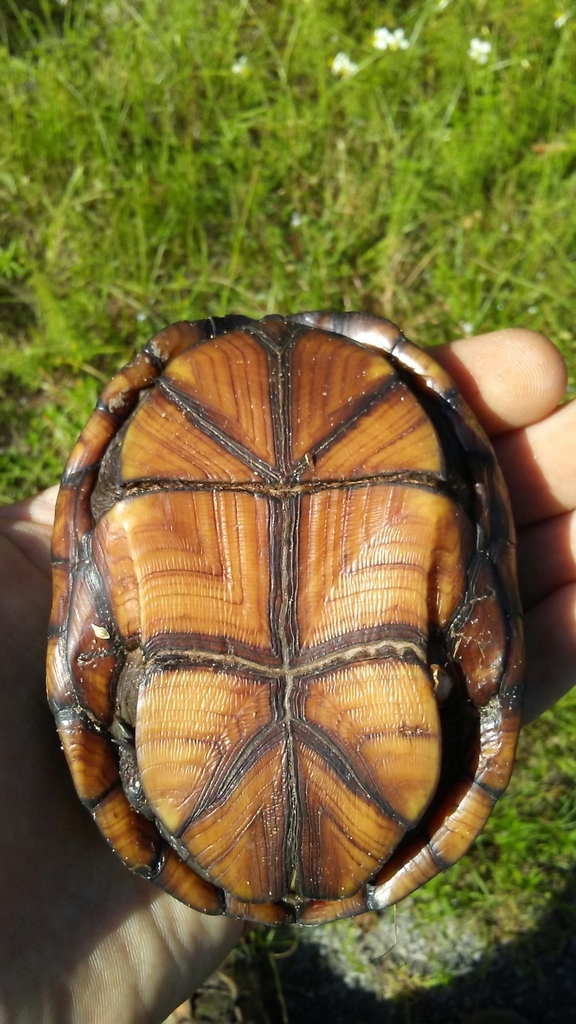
1;0;576;994
1;0;576;498
411;689;576;938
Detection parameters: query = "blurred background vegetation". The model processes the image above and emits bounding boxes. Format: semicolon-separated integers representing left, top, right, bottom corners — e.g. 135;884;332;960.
1;0;575;1018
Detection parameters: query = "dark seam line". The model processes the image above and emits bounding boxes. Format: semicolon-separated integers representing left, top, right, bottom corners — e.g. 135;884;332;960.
294;719;411;830
117;470;448;500
158;377;281;483
62;463;101;484
174;722;284;835
427;840;450;871
294;372;403;472
144;632;429;677
474;778;501;800
95;398;125;419
82;779;121;812
54;702;111;735
142;346;166;372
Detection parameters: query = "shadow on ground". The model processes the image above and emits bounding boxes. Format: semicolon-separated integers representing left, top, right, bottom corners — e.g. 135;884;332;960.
189;870;576;1023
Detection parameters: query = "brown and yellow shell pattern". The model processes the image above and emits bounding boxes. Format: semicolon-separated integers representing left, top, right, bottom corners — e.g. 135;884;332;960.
47;312;524;927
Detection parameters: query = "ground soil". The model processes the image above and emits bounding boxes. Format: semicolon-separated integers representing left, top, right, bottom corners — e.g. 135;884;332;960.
163;873;576;1024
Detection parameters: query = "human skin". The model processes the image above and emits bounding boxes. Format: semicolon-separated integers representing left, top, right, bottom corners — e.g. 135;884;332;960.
0;328;574;1023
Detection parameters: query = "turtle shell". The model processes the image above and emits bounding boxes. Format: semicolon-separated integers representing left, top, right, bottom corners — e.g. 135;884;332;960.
47;311;524;927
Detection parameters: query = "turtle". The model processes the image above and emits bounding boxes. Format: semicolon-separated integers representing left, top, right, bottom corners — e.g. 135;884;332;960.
46;311;524;927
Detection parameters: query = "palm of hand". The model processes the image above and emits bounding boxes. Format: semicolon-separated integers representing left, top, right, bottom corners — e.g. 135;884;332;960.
0;328;574;1023
0;506;242;1021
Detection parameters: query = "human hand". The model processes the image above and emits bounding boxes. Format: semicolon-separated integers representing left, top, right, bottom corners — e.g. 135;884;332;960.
0;490;243;1023
434;327;575;723
0;326;572;1022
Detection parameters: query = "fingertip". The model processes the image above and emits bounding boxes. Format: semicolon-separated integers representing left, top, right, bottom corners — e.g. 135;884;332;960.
0;485;59;524
0;487;57;578
433;329;567;434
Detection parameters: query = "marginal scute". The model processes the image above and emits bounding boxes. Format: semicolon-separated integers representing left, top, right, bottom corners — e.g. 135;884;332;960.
48;312;524;927
64;411;118;480
500;616;525;701
447;555;507;706
475;701;520;795
299;888;369;925
66;567;117;724
57;716;120;803
46;635;74;708
224;896;290;926
152;846;222;915
370;837;441;909
144;320;210;364
49;561;73;631
92;785;161;870
51;479;94;563
100;350;159;416
428;779;496;866
391;337;459;402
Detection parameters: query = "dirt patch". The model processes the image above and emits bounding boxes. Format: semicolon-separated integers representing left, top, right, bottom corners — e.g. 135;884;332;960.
166;879;576;1023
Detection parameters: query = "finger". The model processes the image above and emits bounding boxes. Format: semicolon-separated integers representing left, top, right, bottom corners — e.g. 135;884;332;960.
522;583;576;723
0;535;52;667
493;399;576;526
0;487;58;578
0;485;59;524
517;510;576;610
434;329;567;435
73;899;243;1024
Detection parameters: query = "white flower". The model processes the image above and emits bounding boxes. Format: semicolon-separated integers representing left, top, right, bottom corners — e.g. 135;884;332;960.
460;322;474;335
290;212;302;228
528;305;538;314
231;55;249;75
468;38;492;64
136;311;148;322
331;52;358;77
554;11;570;28
372;27;410;51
